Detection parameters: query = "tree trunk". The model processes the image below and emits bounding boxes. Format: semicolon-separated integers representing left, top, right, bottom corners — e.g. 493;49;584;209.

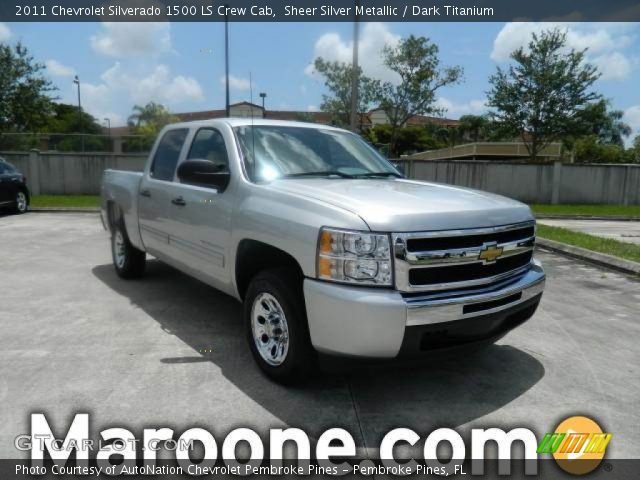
530;137;538;162
389;123;399;158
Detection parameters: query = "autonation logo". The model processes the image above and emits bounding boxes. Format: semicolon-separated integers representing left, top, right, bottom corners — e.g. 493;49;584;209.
14;414;611;476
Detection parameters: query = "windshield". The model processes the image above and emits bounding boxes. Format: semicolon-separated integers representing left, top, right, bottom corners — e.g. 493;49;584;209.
234;126;401;182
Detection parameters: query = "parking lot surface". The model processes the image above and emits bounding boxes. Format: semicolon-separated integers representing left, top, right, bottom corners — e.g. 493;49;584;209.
539;219;640;245
1;213;638;458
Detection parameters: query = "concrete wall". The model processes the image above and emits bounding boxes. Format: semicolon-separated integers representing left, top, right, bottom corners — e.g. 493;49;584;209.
396;159;640;205
1;151;147;195
2;150;639;204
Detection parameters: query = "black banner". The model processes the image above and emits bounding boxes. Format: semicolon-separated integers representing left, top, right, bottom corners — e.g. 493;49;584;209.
1;459;639;479
3;0;640;22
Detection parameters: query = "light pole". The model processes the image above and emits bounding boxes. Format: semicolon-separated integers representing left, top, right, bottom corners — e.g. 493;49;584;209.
73;75;84;152
349;1;360;133
104;118;111;152
224;9;230;117
259;92;267;118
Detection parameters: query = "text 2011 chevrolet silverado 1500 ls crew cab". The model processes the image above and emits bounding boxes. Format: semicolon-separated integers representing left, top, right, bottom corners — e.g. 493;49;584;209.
101;119;545;382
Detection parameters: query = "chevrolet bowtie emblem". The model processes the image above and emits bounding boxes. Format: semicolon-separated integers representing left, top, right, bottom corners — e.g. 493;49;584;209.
478;243;504;263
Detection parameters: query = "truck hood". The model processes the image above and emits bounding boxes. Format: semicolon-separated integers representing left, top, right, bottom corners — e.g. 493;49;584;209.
267;178;533;232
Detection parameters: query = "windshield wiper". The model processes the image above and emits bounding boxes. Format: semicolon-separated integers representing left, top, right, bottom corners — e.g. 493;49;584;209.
354;171;404;178
282;171;355;179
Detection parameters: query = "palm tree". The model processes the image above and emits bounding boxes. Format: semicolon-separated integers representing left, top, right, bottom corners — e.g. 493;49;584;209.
127;102;175;128
601;109;632;147
578;100;632;148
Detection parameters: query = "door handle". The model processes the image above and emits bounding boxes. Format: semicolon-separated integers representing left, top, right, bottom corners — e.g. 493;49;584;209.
171;196;186;206
140;189;151;197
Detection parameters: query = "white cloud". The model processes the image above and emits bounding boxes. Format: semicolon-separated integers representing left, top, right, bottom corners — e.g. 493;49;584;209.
307;105;319;112
491;22;635;82
436;97;487;117
68;82;123;126
306;22;401;83
91;23;172;58
0;22;10;41
45;59;76;77
101;63;203;104
220;74;250;91
591;52;632;81
76;63;203;124
491;23;632;61
624;105;640;133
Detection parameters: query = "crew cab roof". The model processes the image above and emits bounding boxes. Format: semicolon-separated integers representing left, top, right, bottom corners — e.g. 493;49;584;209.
162;117;348;132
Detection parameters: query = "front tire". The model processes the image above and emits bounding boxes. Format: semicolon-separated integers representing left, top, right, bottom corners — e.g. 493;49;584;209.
111;221;146;279
244;268;315;383
14;190;28;214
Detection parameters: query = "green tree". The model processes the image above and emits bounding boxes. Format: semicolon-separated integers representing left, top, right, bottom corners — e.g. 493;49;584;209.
45;103;106;151
126;102;178;151
364;124;446;156
0;42;56;133
378;35;463;157
576;100;631;147
457;114;489;143
629;135;640;163
574;135;632;163
127;101;177;129
311;58;380;128
487;29;601;161
46;103;101;134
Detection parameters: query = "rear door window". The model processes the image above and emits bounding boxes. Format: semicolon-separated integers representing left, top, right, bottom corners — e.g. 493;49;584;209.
150;129;188;181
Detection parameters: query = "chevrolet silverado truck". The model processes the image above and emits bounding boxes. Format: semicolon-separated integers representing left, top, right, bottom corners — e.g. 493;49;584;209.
101;119;545;382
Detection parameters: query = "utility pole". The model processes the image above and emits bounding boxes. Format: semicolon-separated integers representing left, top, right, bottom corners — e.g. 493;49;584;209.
349;0;360;133
73;75;85;152
224;10;230;117
259;92;267;118
104;118;111;151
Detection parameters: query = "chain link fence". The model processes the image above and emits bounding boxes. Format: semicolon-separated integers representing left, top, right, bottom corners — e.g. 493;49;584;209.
0;133;153;153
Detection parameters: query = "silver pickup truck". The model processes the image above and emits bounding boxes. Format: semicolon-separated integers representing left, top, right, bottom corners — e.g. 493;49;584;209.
101;118;545;382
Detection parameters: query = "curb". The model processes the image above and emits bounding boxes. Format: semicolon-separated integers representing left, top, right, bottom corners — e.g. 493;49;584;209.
536;215;640;221
30;208;99;213
536;237;640;276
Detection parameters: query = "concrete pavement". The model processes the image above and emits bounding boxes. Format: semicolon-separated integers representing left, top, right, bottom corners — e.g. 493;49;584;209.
1;213;638;459
539;219;640;245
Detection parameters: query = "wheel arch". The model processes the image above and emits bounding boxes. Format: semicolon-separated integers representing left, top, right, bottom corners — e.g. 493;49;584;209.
17;186;30;203
235;239;304;300
105;201;122;234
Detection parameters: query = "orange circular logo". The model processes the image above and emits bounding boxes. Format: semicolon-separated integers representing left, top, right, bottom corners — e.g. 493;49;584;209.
552;416;610;475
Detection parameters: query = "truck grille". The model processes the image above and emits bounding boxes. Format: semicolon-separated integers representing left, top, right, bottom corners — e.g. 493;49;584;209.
393;221;536;293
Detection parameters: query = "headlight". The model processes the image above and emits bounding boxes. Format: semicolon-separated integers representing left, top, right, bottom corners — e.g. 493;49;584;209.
317;228;392;286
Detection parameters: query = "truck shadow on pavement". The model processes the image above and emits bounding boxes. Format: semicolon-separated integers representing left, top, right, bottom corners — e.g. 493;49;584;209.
92;260;545;446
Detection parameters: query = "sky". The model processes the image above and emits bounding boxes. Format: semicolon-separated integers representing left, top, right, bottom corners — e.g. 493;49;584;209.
1;21;640;141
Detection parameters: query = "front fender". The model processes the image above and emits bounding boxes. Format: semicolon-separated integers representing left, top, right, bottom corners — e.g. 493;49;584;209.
229;183;370;297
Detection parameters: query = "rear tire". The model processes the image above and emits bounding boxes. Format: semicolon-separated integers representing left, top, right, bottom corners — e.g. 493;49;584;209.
244;268;316;383
111;220;146;279
14;190;28;214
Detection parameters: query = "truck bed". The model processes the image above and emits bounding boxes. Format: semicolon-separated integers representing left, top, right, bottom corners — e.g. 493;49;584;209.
101;170;144;250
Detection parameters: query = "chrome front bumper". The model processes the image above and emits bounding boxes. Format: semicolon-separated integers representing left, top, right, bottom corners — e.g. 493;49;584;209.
405;262;545;326
304;261;545;358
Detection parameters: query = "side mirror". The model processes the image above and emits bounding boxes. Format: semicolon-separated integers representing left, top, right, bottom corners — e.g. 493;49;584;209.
177;159;230;191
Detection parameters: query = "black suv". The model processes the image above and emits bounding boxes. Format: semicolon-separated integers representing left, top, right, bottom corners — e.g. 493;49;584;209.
0;157;30;214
